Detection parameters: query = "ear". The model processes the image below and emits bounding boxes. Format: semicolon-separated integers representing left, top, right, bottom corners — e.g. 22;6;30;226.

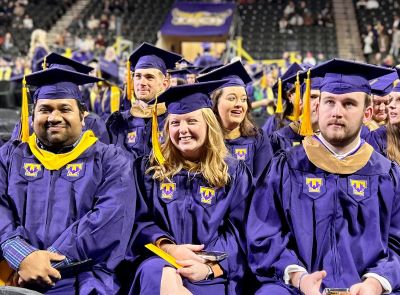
363;105;373;123
162;76;170;90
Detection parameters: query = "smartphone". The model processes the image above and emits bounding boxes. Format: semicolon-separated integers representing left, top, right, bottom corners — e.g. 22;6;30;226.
56;259;93;278
195;251;228;262
323;288;350;295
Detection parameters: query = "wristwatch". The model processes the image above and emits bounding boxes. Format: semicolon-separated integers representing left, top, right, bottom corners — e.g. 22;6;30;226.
205;264;214;280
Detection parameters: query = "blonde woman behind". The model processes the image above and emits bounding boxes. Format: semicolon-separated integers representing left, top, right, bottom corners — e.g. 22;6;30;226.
128;81;253;295
28;29;49;72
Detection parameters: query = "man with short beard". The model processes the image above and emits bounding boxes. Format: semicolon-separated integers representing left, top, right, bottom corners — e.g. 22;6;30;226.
106;42;181;159
0;62;135;294
247;59;400;295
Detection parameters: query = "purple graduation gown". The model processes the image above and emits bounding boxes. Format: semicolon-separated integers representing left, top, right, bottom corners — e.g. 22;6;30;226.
365;125;387;157
225;129;273;180
0;140;136;294
247;140;400;293
130;156;254;295
262;116;291;136
269;124;304;154
106;110;167;159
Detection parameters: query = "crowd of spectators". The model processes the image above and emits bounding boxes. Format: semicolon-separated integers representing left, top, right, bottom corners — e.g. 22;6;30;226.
279;1;334;34
362;15;400;66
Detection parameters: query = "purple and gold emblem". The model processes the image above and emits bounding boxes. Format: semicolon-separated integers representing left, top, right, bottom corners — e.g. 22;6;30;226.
66;163;83;177
200;186;215;204
234;148;247;160
127;131;137;144
24;163;41;177
160;183;176;199
305;177;323;193
350;179;367;196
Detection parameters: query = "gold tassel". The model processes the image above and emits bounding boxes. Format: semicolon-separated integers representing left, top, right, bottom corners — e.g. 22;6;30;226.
152;92;165;165
42;56;47;70
97;66;103;87
20;76;30;142
291;72;301;121
275;78;283;113
394;80;399;87
110;85;121;113
126;60;133;102
299;69;313;136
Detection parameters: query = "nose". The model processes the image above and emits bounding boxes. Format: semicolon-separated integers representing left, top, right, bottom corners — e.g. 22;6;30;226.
331;104;343;118
179;121;189;134
48;110;62;123
379;102;386;111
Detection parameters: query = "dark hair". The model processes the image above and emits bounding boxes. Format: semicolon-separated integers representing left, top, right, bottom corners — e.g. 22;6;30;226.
211;88;258;137
275;86;295;130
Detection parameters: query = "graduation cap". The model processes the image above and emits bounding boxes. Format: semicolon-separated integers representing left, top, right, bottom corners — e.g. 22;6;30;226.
391;67;400;93
157;80;228;115
196;60;252;89
369;71;398;96
151;80;228;165
297;58;395;95
99;59;119;84
128;42;181;75
197;63;224;75
184;65;203;75
38;52;94;74
168;68;191;80
19;67;102;142
176;58;194;69
272;62;304;93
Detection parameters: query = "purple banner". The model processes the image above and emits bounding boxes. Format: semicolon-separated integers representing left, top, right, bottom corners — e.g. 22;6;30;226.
161;2;236;36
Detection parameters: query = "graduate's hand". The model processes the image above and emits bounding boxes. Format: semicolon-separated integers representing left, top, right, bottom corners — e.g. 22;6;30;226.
18;250;64;287
349;277;383;295
175;260;210;282
161;266;193;295
297;270;327;295
161;244;205;263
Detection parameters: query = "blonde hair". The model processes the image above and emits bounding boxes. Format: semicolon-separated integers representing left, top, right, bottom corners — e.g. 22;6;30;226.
147;108;230;188
28;29;49;58
387;124;400;165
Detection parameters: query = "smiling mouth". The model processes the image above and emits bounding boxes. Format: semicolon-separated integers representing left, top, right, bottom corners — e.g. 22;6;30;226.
179;136;193;141
231;110;242;115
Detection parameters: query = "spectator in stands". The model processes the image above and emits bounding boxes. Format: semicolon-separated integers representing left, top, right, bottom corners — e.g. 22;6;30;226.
303;52;316;66
390;15;400;60
279;17;288;33
289;12;304;27
99;13;109;30
366;0;379;9
22;13;33;29
363;27;375;63
376;22;390;56
109;14;116;31
28;29;48;72
2;32;14;52
86;14;99;30
283;1;295;19
95;33;106;50
13;2;25;17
